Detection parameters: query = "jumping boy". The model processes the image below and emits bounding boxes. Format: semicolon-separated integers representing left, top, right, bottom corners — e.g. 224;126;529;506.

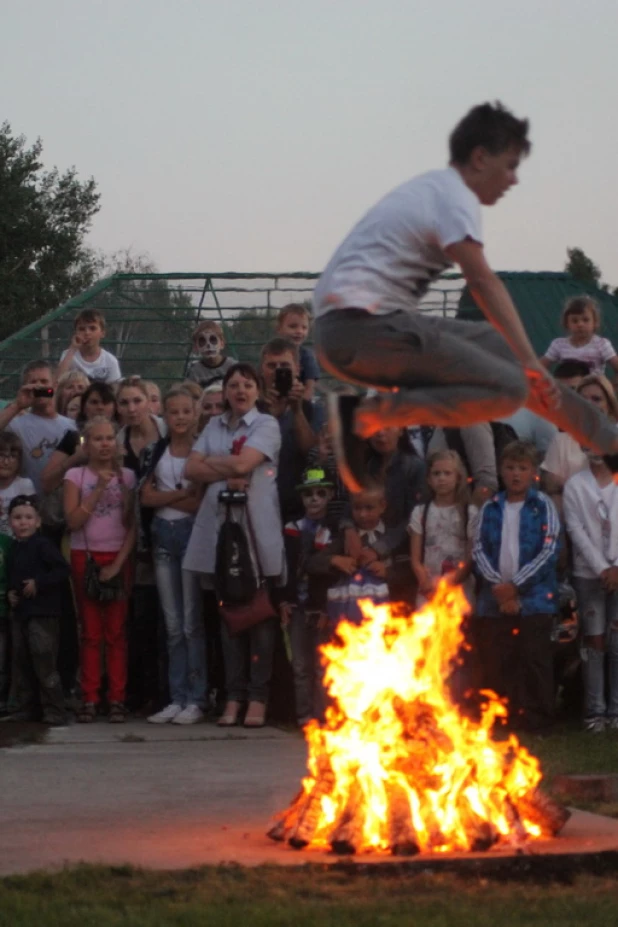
313;102;618;491
57;309;121;384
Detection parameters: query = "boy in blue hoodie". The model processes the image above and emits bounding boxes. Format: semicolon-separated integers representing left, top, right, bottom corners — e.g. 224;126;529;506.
473;441;559;733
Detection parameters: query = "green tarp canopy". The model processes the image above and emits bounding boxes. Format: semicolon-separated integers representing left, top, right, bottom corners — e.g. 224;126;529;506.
457;272;618;359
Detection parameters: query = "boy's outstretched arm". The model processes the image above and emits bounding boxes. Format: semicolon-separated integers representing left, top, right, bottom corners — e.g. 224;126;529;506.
446;239;560;410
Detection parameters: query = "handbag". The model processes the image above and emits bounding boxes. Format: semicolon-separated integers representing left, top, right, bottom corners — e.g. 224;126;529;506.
80;469;126;603
217;495;275;635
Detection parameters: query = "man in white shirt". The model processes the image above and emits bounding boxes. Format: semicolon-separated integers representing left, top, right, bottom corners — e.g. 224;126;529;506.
314;102;618;491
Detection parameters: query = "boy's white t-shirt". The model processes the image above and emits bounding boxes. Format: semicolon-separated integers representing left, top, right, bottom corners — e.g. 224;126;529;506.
544;335;615;375
499;501;524;581
313;167;483;318
60;347;121;383
0;476;36;536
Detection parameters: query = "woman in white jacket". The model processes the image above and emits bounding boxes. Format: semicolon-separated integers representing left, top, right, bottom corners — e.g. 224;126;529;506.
564;451;618;733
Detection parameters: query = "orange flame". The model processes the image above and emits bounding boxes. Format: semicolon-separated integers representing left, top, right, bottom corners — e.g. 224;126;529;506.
273;582;549;854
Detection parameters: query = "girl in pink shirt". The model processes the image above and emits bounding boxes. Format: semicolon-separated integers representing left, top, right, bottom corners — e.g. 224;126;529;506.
63;417;136;723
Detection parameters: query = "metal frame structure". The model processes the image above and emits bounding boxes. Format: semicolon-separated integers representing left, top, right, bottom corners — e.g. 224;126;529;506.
0;271;465;399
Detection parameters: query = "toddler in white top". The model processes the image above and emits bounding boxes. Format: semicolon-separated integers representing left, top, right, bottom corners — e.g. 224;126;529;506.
541;296;618;377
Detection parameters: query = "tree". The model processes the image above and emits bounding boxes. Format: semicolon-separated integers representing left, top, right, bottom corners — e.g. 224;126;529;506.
565;247;602;288
0;122;100;340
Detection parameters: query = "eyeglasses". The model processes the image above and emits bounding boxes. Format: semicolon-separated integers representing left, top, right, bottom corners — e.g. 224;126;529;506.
0;450;19;461
301;488;329;499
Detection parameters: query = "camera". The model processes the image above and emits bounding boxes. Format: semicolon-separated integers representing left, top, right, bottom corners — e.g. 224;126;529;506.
32;387;54;399
274;366;294;397
218;489;248;505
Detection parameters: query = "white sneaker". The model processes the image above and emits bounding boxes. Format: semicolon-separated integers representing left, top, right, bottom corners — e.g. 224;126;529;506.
147;703;183;724
172;704;204;725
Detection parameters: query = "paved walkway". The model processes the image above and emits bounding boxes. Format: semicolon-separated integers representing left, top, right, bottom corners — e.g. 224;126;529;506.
3;720;618;875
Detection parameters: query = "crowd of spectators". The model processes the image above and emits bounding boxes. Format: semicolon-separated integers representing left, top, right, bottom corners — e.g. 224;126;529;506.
0;294;617;737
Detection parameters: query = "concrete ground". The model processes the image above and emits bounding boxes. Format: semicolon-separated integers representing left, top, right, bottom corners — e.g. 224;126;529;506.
2;720;618;875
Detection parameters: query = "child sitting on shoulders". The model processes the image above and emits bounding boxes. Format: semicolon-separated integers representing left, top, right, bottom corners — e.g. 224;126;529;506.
541;296;618;378
280;468;338;726
6;495;70;725
409;449;478;607
186;321;237;388
57;309;122;384
276;303;320;400
473;440;559;733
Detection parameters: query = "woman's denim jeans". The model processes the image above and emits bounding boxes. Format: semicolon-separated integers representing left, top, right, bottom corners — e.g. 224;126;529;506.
152;516;206;708
574;577;618;721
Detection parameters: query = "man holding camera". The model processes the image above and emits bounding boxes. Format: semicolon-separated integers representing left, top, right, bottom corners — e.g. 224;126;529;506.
0;360;76;496
258;338;319;521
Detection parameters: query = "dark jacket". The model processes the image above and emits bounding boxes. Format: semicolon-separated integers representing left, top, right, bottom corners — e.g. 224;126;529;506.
8;534;71;619
282;516;336;611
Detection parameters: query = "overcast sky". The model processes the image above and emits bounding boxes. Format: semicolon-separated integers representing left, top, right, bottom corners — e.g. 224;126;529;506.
3;0;618;285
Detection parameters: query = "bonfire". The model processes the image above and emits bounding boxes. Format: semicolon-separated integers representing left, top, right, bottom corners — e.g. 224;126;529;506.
268;582;569;855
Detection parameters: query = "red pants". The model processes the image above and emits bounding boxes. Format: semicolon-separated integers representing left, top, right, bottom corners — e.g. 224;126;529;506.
71;550;128;705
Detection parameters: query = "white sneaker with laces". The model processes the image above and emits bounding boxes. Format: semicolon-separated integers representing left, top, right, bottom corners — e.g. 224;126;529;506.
172;704;204;725
147;703;183;724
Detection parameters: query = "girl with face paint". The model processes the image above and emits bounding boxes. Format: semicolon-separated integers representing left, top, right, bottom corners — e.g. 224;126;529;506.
186;321;237;390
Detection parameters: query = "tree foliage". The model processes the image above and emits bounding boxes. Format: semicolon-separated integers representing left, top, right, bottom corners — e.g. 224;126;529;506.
0;122;101;340
565;247;602;287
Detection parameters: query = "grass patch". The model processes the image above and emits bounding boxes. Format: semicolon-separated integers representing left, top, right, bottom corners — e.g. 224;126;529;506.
1;864;618;927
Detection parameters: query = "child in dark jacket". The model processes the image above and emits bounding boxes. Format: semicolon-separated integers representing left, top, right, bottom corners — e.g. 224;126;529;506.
6;495;70;724
473;441;559;733
280;468;337;726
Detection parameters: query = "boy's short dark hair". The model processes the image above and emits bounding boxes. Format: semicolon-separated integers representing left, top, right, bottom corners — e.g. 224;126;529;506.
449;102;531;165
561;295;600;330
21;359;54;384
500;440;538;468
553;358;591;380
74;308;106;330
0;431;23;469
260;338;299;363
277;303;311;325
8;494;39;515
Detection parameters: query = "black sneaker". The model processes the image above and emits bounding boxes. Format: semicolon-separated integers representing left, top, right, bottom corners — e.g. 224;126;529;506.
327;393;369;493
603;454;618;475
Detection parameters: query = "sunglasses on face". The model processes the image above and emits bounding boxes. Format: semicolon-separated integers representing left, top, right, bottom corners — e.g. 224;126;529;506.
301;487;329;499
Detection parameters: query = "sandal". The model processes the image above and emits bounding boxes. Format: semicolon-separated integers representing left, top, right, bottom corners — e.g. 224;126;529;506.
217;700;242;727
244;701;266;728
108;702;127;724
77;702;96;723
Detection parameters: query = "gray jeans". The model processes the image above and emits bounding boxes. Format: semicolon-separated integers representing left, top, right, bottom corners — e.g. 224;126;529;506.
314;309;618;454
574;577;618;720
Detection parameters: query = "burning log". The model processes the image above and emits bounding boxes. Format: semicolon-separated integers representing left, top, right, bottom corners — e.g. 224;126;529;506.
459;794;499;852
267;789;305;842
330;784;365;855
513;788;571;837
287;769;335;849
386;783;420;856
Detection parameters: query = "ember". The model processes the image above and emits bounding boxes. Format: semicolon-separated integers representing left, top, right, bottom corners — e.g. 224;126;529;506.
269;582;570;855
